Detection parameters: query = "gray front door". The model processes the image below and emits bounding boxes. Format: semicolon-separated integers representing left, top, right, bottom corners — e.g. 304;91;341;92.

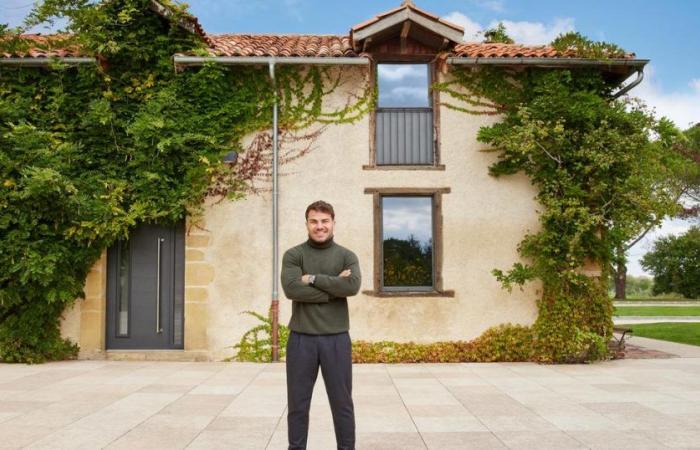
106;221;185;350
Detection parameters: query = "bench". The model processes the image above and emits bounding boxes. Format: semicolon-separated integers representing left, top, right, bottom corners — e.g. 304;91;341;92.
611;325;633;351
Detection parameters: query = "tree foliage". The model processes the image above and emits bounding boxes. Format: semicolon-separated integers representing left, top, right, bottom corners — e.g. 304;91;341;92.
482;23;514;44
0;0;372;363
641;226;700;299
435;36;688;362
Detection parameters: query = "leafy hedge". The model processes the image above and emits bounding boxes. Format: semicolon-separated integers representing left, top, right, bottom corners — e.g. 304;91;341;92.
0;0;371;363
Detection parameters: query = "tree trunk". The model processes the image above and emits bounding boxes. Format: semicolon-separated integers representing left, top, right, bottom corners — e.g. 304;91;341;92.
614;247;627;300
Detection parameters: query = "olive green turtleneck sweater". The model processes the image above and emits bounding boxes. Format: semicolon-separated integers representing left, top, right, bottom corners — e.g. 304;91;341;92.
280;236;361;334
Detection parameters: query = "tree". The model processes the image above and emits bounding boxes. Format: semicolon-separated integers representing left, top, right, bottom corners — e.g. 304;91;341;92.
483;23;514;44
613;122;700;299
641;226;700;299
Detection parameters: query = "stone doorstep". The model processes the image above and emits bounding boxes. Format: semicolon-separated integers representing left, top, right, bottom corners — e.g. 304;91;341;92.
79;350;211;362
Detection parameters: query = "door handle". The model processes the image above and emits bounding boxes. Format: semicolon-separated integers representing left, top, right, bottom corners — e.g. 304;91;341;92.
156;237;164;334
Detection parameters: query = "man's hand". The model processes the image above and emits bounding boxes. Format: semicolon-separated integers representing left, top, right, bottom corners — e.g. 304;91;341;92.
302;270;350;284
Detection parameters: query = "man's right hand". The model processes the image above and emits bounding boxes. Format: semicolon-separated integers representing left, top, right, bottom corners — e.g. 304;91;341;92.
338;269;351;278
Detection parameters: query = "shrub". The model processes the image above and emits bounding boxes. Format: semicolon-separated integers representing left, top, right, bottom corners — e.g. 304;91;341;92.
225;310;290;362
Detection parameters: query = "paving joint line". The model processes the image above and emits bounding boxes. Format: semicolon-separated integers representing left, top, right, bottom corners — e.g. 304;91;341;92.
103;361;231;449
17;360;151;448
431;365;519;449
385;364;430;450
183;362;271;449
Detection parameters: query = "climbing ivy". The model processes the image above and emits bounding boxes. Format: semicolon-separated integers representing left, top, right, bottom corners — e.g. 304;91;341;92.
0;0;373;363
434;36;687;362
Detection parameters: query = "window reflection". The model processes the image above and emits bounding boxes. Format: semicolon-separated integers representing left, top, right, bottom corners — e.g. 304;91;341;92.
117;240;129;336
382;196;433;289
377;64;430;108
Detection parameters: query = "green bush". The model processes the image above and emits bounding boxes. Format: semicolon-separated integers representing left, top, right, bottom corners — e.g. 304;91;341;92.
0;301;79;363
225;310;290;362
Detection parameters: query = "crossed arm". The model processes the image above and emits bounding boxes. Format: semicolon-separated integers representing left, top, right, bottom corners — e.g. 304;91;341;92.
312;254;361;298
280;249;362;303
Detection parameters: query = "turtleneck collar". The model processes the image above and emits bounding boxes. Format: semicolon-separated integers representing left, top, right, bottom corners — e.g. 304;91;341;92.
306;235;335;249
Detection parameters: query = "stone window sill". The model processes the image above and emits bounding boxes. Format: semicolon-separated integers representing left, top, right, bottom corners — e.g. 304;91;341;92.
362;289;455;298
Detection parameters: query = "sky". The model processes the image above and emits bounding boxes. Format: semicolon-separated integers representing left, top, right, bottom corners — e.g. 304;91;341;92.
3;0;699;275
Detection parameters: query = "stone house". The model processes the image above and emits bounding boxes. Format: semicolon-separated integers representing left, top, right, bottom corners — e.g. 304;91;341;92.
3;1;646;361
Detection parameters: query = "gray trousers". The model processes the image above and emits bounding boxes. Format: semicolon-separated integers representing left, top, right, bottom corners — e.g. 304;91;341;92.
286;330;355;450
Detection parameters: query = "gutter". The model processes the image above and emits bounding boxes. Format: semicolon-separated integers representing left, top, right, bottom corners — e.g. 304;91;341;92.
0;57;96;66
173;55;370;67
446;57;649;68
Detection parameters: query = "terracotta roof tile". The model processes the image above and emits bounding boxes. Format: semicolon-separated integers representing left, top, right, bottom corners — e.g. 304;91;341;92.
206;34;358;57
3;34;636;61
1;34;85;58
453;42;574;58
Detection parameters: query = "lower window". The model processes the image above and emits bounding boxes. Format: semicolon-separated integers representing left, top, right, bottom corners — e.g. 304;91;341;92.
365;187;451;296
382;196;434;291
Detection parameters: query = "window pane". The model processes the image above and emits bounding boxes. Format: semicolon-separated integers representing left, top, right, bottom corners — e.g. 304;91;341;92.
117;240;129;336
382;196;433;288
377;64;430;108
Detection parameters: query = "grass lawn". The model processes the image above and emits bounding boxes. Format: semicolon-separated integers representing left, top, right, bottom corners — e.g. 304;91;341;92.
628;323;700;347
614;306;700;316
614;297;699;302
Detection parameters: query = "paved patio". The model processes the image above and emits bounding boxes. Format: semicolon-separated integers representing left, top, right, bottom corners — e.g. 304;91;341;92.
2;341;700;449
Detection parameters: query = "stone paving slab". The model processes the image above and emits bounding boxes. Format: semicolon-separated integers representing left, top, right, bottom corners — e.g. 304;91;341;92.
1;356;700;449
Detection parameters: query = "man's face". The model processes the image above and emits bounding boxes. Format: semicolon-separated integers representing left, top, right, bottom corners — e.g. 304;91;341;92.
306;209;335;243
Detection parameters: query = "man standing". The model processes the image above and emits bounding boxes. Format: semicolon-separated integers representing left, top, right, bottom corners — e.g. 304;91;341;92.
281;200;361;450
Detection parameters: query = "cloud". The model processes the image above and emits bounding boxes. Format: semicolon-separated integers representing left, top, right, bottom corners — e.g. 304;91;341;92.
490;18;575;45
443;11;483;41
382;200;433;244
377;64;427;81
632;65;700;129
443;11;575;45
384;86;428;101
690;78;700;93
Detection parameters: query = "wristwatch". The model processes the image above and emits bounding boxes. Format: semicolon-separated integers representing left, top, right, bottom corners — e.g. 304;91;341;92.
308;275;316;286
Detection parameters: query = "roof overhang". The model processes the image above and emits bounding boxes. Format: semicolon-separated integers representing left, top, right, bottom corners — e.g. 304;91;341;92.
447;56;649;85
351;2;463;52
173;55;370;67
0;57;96;66
446;57;649;67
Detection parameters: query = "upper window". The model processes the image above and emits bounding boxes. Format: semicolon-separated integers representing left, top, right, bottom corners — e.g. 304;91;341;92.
375;63;434;165
377;64;430;108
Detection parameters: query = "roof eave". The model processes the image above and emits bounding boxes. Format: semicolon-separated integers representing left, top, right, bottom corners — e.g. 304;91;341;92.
447;57;649;68
0;57;95;66
173;55;370;67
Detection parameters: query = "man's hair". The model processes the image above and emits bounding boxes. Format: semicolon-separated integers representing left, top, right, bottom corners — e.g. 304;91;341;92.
305;200;335;220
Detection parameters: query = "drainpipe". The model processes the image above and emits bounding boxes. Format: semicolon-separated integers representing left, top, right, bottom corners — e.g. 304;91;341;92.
611;68;644;99
173;55;369;362
269;60;280;362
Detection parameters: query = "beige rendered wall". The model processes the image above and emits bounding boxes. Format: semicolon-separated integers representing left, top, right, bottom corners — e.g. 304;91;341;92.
60;66;545;361
200;65;542;362
59;251;107;359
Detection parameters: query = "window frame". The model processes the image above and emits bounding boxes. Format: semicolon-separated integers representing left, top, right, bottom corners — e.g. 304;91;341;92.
364;187;454;297
364;59;444;171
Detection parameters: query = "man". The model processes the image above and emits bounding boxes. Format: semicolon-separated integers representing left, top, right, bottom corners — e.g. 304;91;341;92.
281;200;361;450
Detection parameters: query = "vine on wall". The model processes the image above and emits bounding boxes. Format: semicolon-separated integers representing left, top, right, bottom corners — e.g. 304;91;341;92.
0;0;373;363
434;34;685;362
